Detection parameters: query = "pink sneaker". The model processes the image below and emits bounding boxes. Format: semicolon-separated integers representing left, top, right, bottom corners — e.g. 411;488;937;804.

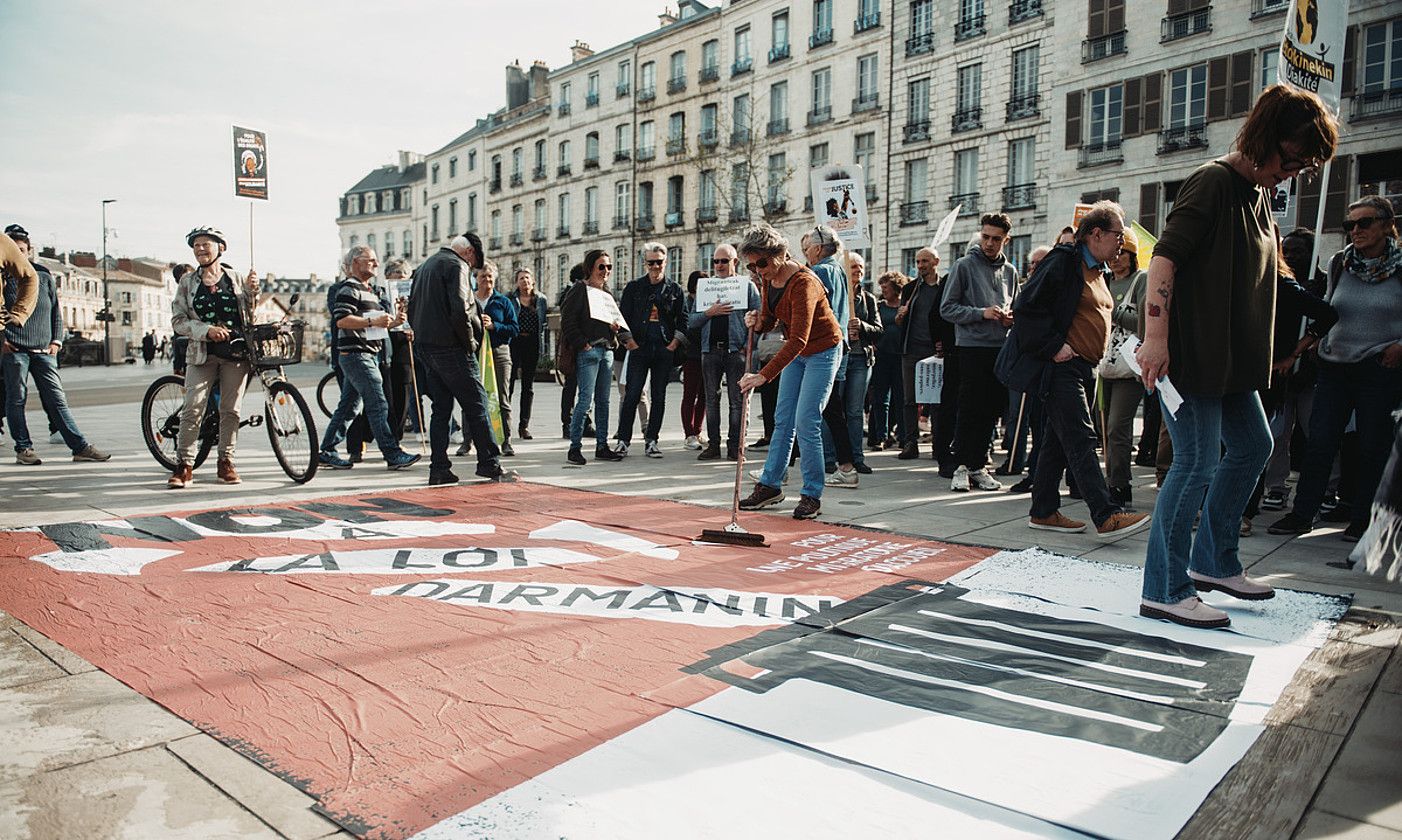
1140;596;1231;629
1188;571;1275;601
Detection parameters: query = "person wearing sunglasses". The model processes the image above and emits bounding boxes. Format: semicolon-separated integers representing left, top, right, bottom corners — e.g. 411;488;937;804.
1134;84;1338;629
1270;195;1402;543
736;224;844;520
613;243;685;459
560;249;634;465
690;243;759;461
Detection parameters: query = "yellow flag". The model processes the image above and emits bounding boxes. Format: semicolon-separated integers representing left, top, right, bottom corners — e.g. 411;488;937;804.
479;341;505;444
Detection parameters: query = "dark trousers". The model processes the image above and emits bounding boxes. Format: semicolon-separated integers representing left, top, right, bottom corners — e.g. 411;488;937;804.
869;350;904;444
680;357;706;437
1137;390;1162;463
821;365;854;465
1030;359;1120;526
952;346;1005;469
416;343;502;477
509;336;540;431
616;342;673;444
703;350;746;449
758;376;780;440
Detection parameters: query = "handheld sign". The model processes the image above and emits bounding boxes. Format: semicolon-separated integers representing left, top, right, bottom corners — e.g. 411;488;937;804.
809;164;871;250
915;355;944;404
232;126;268;200
586;287;625;326
1277;0;1347;114
695;276;750;311
931;205;960;249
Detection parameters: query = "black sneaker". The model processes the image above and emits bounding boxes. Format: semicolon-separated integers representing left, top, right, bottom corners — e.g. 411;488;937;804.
854;462;872;475
751;437;770;449
739;483;784;510
1008;477;1035;494
897;443;919;460
698;445;722;461
726;447;739;461
792;495;821;520
501;441;516;457
1320;504;1352;523
1267;512;1314;535
1342;521;1365;543
594;446;623;462
428;470;460;486
567;446;587;465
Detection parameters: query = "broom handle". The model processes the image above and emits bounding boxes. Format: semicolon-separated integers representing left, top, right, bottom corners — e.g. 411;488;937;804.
729;328;756;528
406;333;428;455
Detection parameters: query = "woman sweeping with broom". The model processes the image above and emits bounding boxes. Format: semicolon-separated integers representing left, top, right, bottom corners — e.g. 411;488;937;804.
736;223;844;521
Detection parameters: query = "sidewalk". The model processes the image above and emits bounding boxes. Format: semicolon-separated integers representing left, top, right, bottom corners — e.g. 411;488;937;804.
1;378;1398;838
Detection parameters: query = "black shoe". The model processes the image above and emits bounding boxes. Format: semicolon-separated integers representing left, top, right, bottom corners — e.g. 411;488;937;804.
867;439;884;451
938;464;956;479
594;446;623;462
897;443;919;460
428;470;459;486
1320;504;1352;523
1267;512;1314;535
994;460;1017;476
854;462;872;475
697;445;722;461
1134;452;1156;467
1008;477;1035;493
739;483;784;510
456;442;471;457
349;450;364;464
751;437;770;449
1109;486;1133;508
501;441;516;457
726;448;739;461
792;495;821;520
518;427;533;440
1342;521;1365;543
567;446;587;465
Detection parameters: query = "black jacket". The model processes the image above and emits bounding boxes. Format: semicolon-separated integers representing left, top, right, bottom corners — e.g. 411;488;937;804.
897;275;956;355
507;290;549;355
560;282;633;352
619;277;686;346
996;243;1087;395
408;247;482;352
849;288;884;363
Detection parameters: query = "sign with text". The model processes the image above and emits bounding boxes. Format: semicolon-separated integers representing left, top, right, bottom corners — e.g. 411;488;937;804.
1277;0;1347;113
587;286;625;326
695;276;751;311
1072;203;1094;229
915;354;944;404
809;164;871;250
232;125;268;200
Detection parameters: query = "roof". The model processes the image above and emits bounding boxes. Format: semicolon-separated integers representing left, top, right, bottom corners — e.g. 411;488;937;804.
345;161;427;194
430;122;490;156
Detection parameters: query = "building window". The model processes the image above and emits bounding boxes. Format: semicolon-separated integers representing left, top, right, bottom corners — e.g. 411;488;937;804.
618;59;631;92
666;246;683;283
638;181;655;223
732;163;750;217
699;169;718;217
1084;0;1127;62
511;204;523;238
733;93;752;142
534;199;546;239
490;210;500;241
907;77;931;139
1009;45;1040;119
772;11;790;55
810;142;829;169
666;175;685;226
585;132;600;166
559;81;572;115
367;233;376;252
1260;48;1278;90
615;181;631;227
639;120;655;159
587;72;600;107
1167;64;1207;129
1006;235;1032;275
558;193;571;235
697;243;716;272
954;63;983;132
902;158;929;225
641;61;656;98
1360;20;1402;95
769;80;789;134
449;157;458;178
953;148;979;210
908;0;934;55
512;147;523;180
468;193;478;230
468;150;476;170
735;25;752;73
810;67;833;124
701;39;720;79
584;187;599;232
668;112;686;155
812;0;834;46
1005;137;1036;209
856;54;880;108
559;254;570;289
1088;83;1123;147
669;50;687;92
956;0;986;42
767;152;787;209
448;199;457;234
430;164;439;185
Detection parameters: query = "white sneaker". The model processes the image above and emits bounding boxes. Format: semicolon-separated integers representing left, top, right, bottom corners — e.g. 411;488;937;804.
969;468;1002;491
749;468;789;485
48;431;64;445
614;441;630;456
825;468;859;489
683;435;701;451
645;440;663;458
950;465;970;492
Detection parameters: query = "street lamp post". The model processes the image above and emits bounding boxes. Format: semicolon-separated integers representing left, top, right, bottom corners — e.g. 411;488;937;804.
101;199;116;364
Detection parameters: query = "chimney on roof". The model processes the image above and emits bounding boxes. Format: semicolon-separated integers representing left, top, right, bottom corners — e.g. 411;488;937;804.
658;6;677;26
570;41;594;63
117;257;133;272
397;150;422;171
528;61;550;101
505;60;529;110
71;252;96;268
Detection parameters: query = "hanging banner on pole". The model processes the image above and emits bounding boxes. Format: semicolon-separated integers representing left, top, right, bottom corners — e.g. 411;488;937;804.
809;164;871;250
1277;0;1348;114
232;125;269;200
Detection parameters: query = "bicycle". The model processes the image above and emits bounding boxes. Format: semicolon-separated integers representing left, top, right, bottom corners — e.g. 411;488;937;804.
316;368;339;417
142;317;320;483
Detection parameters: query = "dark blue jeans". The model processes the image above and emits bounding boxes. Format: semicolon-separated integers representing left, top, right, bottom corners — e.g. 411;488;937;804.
616;342;673;445
1030;358;1118;526
416;343;502;476
1292;356;1402;527
3;351;87;453
868;350;903;444
321;351;402;459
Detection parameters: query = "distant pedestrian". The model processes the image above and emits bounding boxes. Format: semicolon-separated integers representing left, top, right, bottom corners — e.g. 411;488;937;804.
561;250;633;466
614;242;684;458
142;330;156;365
507;267;546;441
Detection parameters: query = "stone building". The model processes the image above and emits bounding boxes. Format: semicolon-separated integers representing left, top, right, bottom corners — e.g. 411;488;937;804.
336;151;425;262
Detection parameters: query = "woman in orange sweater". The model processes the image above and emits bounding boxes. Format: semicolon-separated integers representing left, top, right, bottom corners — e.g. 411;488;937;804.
737;223;844;520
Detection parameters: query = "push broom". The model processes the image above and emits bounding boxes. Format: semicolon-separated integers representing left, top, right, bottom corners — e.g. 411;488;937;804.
699;327;769;547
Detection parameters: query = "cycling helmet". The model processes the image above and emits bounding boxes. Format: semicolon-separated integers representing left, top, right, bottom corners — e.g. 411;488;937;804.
185;226;227;248
4;224;29;241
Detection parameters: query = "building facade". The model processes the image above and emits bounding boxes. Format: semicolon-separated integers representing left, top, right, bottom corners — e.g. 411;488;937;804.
336;151;425;263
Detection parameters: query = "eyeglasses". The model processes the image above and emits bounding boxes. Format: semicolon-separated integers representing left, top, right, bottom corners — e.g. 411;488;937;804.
1103;228;1125;241
745;256;772;273
1342;216;1381;233
645;259;665;266
1277;145;1320;177
597;263;613;271
711;258;733;265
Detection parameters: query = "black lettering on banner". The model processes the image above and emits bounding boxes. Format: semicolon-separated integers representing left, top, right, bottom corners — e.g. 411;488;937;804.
690;584;1251;763
339;526;395;540
442;549;499;569
389;581;449;598
40;516;202;553
274;553;338;573
390;550;435;570
500;584;559;606
441;583;494;603
297;498;453;523
632;590;684;612
560;587;633;609
186;508;324;535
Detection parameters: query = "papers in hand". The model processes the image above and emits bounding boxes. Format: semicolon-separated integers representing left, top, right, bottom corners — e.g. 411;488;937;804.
362;310;390;341
587;287;625;326
1118;336;1182;417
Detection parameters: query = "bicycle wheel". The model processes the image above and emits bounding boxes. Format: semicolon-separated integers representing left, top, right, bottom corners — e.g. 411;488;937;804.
316;370;339;417
266;381;319;483
141;375;186;471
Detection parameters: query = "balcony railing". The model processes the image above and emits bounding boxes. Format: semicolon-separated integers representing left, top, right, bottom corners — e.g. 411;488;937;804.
954;14;986;41
557;164;572;177
585;92;600;108
1077;139;1124;168
665;211;684;228
906;32;934;56
732;57;753;76
637;146;656;162
853;92;881;113
1006;92;1040;121
488;236;501;250
900;201;930;226
1161;6;1211;42
510;172;523;187
854;11;881;33
616;81;631;97
699;65;720;84
763;198;788;215
866;182;879;201
952;107;983;133
635;213;655;231
489;177;502;194
807;106;833;126
584;156;600;170
809;28;834;49
509;232;523;246
532;165;547;182
668;76;687;94
583;221;599;235
1351;89;1402;122
1157;122;1208;155
950;193;980;215
903;120;931;143
614;149;631;163
699;129;719;148
766;118;790;136
613;214;631;231
1009;0;1043;24
1001;183;1038;210
557;226;571;239
1082;30;1127;63
731;128;752;146
729;207;750;223
666;138;687;156
557;103;571;116
768;44;791;63
1249;0;1288;17
531;228;546;242
697;205;718;224
638;86;656;103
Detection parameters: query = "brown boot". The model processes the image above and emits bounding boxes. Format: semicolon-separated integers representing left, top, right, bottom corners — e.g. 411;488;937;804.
167;463;193;489
217;458;241;484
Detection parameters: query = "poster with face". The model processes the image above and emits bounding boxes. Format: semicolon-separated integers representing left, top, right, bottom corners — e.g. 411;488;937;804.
233;125;268;200
809;164;872;250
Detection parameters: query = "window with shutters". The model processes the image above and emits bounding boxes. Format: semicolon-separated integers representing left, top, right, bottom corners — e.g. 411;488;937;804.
905;77;932;142
1161;0;1211;43
952;149;979;215
1008;46;1040;120
1138;183;1160;236
1083;0;1127;63
1160;64;1208;154
1355;20;1402;122
902;159;929;225
1080;84;1123;168
1260;49;1279;90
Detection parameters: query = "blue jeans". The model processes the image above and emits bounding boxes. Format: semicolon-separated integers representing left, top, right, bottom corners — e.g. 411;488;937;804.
1143;390;1272;604
417;343;501;475
759;345;841;499
843;353;870;467
3;351;87;453
321;351;403;459
1291;356;1402;527
616;342;672;445
571;345;612;448
868;350;903;444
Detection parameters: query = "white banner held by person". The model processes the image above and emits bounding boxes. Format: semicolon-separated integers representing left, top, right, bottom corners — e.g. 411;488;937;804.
587;287;625;326
695;276;750;311
1277;0;1348;114
809;164;871;250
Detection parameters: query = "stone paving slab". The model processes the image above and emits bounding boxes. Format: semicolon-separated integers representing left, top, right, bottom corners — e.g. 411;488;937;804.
12;625;97;676
1314;690;1402;833
1297;811;1402;839
0;630;65;690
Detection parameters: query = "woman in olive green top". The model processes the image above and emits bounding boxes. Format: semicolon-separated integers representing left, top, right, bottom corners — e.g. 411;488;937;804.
1135;85;1337;629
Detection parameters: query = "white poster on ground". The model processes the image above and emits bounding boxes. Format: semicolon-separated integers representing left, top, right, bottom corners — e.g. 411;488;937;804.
809;164;871;250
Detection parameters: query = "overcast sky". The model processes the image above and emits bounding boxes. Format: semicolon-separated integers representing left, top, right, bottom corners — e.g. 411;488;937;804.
0;0;661;277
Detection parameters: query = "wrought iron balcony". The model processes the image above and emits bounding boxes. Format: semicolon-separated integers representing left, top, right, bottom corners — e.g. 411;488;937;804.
557;164;572;177
584;156;600;170
665;211;684;228
489;178;502;194
954;14;986;42
900;201;929;226
731;57;753;77
612;214;631;231
635;213;655;231
952;107;983;133
854;11;881;33
809;28;834;49
730;128;752;146
488;236;501;250
699;65;720;84
1077;140;1124;168
509;172;523;187
616;81;631;98
557;102;571;116
638;86;656;103
583;221;599;235
697;205;718;224
614;149;631;163
903;120;931;143
807;106;833;126
666;138;687;156
556;225;571;239
1001;183;1038;211
906;32;934;56
768;44;791;63
531;228;546;242
729;207;750;223
532;166;547;182
1082;30;1127;63
1162;6;1211;42
668;76;687;94
1009;0;1043;24
637;145;656;162
853;93;881;113
1006;92;1040;121
698;129;719;149
1351;89;1402;122
1157;123;1208;155
585;92;600;108
766;118;790;136
509;232;523;246
950;193;979;215
763;198;788;215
